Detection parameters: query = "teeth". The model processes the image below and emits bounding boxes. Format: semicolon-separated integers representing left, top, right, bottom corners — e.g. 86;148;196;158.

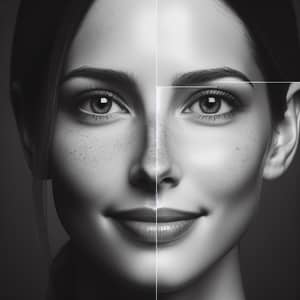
119;220;195;244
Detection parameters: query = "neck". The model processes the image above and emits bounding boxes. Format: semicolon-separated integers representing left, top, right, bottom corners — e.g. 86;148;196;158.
72;245;245;300
161;247;245;300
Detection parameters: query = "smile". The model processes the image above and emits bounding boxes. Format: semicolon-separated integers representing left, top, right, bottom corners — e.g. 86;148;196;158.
106;208;208;244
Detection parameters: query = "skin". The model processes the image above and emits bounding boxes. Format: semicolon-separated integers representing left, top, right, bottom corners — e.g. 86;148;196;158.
45;0;299;299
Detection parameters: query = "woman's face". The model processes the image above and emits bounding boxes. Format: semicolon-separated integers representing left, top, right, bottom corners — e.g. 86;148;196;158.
51;0;273;292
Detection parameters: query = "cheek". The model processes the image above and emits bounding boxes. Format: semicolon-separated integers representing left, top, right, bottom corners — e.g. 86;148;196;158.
172;117;272;209
50;113;138;210
190;132;264;198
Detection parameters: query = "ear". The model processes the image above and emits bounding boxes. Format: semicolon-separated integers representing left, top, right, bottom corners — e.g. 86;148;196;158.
263;82;300;179
11;81;36;173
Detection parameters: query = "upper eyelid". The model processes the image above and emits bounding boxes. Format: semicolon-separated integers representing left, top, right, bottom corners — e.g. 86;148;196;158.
75;88;132;113
75;88;121;100
190;88;237;99
181;88;239;110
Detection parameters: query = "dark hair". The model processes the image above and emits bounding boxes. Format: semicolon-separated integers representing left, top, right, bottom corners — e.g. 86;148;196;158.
10;0;94;262
224;0;300;122
11;0;93;145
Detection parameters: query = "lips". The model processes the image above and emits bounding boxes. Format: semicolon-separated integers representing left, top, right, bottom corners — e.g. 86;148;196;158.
106;208;207;244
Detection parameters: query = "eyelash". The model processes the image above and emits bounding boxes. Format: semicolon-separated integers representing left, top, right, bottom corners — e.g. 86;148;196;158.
182;89;242;122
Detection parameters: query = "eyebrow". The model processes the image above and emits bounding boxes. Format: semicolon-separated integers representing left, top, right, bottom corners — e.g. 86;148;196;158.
61;66;138;87
172;67;253;87
61;66;253;89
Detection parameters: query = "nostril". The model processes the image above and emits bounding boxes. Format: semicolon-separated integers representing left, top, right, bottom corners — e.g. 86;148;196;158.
161;177;174;184
129;167;156;194
159;176;178;187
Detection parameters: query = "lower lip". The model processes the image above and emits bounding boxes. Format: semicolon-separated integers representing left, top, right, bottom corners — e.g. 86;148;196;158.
115;219;197;244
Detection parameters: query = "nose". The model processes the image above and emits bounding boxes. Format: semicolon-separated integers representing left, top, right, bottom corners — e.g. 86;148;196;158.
129;120;182;194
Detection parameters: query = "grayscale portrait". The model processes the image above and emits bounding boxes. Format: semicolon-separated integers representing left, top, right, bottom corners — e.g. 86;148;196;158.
1;0;300;299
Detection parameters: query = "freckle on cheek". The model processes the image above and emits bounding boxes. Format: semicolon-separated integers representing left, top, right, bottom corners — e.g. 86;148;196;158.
68;149;87;161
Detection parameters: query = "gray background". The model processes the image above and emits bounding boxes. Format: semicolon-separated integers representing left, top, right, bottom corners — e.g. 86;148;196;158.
0;1;300;299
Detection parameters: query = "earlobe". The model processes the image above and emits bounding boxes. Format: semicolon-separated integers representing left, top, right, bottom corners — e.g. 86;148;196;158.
263;82;300;180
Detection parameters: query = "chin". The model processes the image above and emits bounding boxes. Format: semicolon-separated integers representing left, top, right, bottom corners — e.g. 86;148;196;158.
155;233;237;294
121;261;157;290
156;261;203;294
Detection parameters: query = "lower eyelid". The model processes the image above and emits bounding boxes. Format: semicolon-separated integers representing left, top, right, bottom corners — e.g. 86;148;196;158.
188;111;236;125
202;111;235;119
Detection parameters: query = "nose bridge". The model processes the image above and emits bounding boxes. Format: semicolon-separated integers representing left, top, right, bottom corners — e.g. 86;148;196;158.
156;118;171;170
143;116;157;173
142;114;170;177
129;89;182;192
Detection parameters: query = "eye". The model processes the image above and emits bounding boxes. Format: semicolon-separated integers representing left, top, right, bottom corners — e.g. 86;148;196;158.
77;90;129;118
182;89;241;122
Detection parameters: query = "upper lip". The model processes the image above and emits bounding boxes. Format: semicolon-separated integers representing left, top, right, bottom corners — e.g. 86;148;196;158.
106;207;208;223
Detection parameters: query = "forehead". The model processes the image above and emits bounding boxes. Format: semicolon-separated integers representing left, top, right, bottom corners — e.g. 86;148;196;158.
64;0;263;84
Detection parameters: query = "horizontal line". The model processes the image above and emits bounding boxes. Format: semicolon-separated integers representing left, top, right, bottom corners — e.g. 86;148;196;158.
157;85;215;88
157;81;299;88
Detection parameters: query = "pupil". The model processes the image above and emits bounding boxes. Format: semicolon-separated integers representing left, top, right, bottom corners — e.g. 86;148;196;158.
199;97;221;114
91;96;112;114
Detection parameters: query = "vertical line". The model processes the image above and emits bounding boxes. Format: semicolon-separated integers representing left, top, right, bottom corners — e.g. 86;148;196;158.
155;0;159;300
155;95;158;300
